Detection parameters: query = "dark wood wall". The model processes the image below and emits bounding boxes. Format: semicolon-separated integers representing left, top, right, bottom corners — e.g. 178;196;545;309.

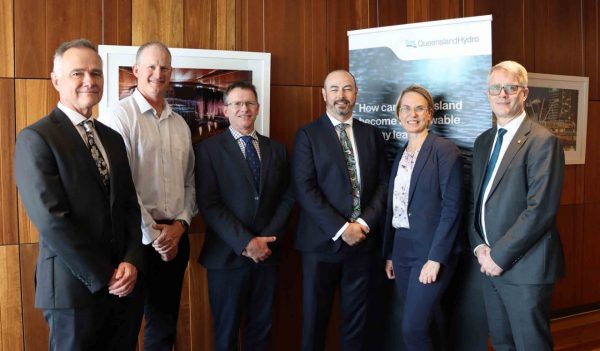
0;0;598;349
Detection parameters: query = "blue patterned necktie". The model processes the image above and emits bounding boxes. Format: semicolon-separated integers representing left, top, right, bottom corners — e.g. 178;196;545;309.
241;135;260;191
336;123;361;220
81;120;110;190
479;128;507;205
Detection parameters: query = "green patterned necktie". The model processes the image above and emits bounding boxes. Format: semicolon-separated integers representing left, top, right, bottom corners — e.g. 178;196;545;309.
336;123;361;220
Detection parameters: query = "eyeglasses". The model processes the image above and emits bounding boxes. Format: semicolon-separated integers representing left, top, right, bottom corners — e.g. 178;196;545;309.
225;101;259;108
399;105;429;115
488;84;524;96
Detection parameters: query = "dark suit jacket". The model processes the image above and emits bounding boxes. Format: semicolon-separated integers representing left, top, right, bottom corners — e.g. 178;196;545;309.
195;131;294;269
468;117;565;284
14;108;144;309
292;115;388;253
382;134;464;266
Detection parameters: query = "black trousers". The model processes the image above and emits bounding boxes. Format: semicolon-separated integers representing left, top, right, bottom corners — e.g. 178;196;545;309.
300;251;373;351
207;264;278;351
44;289;140;351
130;233;190;351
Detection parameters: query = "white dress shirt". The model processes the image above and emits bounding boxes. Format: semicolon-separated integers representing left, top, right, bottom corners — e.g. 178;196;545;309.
480;112;526;246
99;89;198;244
326;113;369;241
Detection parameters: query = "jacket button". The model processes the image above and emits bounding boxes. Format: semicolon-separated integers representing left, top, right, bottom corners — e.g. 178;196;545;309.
254;196;259;201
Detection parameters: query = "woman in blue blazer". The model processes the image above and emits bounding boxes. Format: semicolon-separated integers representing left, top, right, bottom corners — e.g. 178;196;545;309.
382;85;464;351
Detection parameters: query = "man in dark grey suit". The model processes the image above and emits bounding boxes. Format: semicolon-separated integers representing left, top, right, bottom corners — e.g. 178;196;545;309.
469;60;565;351
195;81;294;350
14;39;144;350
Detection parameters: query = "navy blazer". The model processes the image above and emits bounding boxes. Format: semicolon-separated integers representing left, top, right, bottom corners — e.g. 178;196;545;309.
382;133;464;266
195;130;294;269
292;115;388;253
468;117;565;284
14;108;144;309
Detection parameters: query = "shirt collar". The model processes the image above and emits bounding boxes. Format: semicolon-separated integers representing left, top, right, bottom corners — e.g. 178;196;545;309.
229;126;258;141
326;112;354;128
132;89;173;119
57;102;92;127
498;111;526;135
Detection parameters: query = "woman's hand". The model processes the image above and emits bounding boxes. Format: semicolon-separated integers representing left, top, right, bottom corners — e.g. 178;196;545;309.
419;260;440;284
385;260;395;279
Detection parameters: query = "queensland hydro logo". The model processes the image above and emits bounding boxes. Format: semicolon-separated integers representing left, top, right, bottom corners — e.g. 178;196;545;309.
405;36;480;48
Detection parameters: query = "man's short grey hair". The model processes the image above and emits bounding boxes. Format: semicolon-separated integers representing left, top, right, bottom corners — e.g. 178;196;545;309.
52;38;99;73
489;60;528;87
135;41;172;64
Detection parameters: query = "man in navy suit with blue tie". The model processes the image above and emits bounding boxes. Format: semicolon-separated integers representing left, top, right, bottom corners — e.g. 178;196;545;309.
292;70;388;351
195;81;294;351
469;61;565;350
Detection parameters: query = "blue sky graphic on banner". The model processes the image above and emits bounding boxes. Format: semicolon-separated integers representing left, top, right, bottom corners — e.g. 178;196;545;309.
348;16;493;164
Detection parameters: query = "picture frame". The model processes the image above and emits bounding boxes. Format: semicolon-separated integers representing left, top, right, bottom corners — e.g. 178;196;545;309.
98;45;271;143
525;73;589;164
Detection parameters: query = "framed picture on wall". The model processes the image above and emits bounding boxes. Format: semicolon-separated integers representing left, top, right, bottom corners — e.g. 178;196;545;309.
98;45;271;144
525;73;589;165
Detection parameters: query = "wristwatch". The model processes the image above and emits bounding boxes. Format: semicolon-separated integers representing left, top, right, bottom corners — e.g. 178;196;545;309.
175;219;189;231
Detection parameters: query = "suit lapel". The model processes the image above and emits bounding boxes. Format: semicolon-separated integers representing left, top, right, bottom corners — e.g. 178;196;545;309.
220;131;257;193
52;109;109;196
408;134;434;207
473;130;496;200
257;134;271;195
319;115;349;183
353;121;369;192
488;119;531;197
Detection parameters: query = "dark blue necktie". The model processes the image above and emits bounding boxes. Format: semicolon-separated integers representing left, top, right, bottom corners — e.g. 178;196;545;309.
479;128;507;205
241;135;260;191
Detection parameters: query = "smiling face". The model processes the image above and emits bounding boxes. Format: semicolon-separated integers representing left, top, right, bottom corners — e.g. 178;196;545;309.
487;68;528;125
223;87;260;135
397;91;432;136
133;44;172;104
322;70;357;122
51;47;103;117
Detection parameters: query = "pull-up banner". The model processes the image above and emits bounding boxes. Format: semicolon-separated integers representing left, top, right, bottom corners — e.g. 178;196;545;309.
348;15;493;161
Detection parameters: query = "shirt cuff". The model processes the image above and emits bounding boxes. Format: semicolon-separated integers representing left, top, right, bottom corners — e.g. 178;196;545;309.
142;226;161;245
355;218;370;233
332;222;350;241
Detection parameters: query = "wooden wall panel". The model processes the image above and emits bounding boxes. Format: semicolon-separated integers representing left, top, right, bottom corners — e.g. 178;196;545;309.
185;234;213;350
184;0;235;50
532;0;584;75
270;86;325;149
378;0;408;27
0;245;24;351
581;203;600;305
235;0;265;52
0;79;17;245
15;79;58;244
264;0;327;86
584;0;599;100
19;244;48;351
132;0;184;47
103;0;133;45
553;205;583;310
584;102;600;203
406;0;460;23
326;0;378;72
463;0;533;66
0;0;14;78
15;0;103;78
